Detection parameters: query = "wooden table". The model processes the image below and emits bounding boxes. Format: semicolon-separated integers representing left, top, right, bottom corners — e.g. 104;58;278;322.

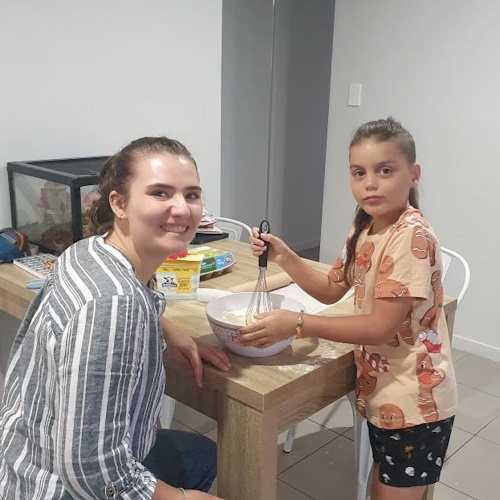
0;240;457;500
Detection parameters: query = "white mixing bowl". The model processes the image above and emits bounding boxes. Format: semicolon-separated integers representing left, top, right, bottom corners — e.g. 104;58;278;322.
205;292;305;357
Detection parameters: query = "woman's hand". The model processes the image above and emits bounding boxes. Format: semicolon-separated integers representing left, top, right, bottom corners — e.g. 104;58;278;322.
237;309;298;348
184;490;226;500
153;481;226;500
161;318;230;387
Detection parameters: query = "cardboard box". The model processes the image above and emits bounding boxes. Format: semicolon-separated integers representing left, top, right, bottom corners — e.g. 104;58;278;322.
155;254;204;300
188;246;235;275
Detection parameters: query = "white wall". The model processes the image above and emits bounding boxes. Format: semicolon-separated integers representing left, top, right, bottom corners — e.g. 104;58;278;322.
0;0;222;229
0;0;222;394
321;1;499;360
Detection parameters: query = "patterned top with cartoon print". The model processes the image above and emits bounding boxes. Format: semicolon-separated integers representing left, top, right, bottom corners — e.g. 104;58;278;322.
328;207;458;429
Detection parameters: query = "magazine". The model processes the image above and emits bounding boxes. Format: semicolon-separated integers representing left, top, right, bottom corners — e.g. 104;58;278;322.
13;253;57;279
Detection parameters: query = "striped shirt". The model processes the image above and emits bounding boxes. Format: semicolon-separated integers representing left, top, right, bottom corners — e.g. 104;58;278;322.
0;236;167;499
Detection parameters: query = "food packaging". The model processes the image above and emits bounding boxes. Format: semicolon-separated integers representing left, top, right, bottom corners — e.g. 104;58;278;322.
155;253;204;300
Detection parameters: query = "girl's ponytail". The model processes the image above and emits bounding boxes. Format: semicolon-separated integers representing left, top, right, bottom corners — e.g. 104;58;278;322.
343;208;370;280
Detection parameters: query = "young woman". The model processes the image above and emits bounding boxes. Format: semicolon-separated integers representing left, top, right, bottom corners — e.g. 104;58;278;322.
0;137;229;500
239;118;457;500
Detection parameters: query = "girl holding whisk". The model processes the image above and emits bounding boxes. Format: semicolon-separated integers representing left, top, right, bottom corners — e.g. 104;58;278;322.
239;117;457;500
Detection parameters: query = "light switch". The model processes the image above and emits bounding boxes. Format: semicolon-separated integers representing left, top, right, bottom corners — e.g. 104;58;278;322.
348;83;362;107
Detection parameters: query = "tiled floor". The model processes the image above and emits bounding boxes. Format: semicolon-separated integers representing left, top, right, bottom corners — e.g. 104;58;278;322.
171;349;500;500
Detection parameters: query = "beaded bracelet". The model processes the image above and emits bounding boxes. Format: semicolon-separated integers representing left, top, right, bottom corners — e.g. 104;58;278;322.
295;309;305;339
178;487;187;500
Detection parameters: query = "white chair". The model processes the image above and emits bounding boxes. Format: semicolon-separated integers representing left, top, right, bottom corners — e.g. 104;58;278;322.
159;217;252;428
214;216;252;242
283;246;470;500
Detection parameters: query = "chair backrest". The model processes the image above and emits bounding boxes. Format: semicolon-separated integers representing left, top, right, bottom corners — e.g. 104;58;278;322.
335;246;470;307
441;246;470;305
214;217;252;242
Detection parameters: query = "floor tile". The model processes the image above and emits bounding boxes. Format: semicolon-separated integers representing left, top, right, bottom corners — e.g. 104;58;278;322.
211;478;316;500
440;436;500;500
308;397;354;434
454;383;500;434
170;419;195;433
277;480;314;500
172;401;217;434
208;476;217;495
477;414;500;446
279;435;356;500
445;426;474;460
278;419;338;473
452;348;469;363
343;426;355;441
204;420;339;475
454;354;500;397
433;481;476;499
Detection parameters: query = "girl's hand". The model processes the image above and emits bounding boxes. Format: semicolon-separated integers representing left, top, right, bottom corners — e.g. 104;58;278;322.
249;227;293;266
237;309;298;348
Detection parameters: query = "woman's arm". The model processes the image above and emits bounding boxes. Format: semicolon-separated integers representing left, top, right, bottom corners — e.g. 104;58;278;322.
152;481;224;499
160;316;230;388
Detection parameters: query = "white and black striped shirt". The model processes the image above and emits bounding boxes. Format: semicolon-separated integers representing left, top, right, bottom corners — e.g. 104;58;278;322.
0;236;167;499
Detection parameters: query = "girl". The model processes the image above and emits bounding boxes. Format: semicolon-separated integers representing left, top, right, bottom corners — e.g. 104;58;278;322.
0;137;229;500
239;118;457;500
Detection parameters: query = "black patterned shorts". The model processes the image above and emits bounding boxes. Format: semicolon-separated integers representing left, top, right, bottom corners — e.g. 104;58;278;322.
367;416;455;487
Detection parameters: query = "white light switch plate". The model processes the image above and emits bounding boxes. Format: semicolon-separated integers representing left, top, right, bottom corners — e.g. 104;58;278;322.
348;83;362;107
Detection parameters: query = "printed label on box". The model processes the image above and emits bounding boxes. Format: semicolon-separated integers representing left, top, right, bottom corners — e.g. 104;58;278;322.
155;254;203;300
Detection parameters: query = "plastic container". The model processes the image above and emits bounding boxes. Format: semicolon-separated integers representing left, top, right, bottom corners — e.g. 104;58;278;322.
7;156;107;254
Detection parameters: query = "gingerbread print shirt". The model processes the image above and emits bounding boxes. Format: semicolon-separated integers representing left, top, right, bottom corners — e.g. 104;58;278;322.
328;207;458;429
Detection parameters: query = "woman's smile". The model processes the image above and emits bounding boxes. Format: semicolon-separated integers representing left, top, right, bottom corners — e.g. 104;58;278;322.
160;225;189;233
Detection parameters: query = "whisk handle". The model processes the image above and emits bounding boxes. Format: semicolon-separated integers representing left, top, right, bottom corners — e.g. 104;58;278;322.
258;220;270;268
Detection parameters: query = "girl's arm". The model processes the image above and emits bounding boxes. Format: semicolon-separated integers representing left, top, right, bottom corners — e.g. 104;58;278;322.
250;229;349;304
301;296;414;345
239;296;414;347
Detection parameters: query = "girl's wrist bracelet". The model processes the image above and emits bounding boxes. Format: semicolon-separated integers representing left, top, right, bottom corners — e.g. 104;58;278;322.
178;487;187;500
295;309;305;339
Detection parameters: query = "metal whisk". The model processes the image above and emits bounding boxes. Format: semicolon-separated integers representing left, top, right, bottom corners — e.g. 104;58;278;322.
245;220;273;325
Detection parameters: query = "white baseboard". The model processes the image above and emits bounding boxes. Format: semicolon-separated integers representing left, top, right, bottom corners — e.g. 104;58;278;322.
452;335;500;363
289;238;321;253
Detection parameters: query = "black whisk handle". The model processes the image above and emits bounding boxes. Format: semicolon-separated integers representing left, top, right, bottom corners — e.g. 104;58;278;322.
258;220;270;268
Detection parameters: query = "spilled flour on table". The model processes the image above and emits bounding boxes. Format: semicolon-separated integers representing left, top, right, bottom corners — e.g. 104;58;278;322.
277;339;339;374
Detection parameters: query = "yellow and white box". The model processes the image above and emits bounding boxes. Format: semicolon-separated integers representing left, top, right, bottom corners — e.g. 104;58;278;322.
155;253;204;300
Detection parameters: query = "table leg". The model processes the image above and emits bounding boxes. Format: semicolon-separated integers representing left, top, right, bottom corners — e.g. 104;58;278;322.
217;396;279;500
